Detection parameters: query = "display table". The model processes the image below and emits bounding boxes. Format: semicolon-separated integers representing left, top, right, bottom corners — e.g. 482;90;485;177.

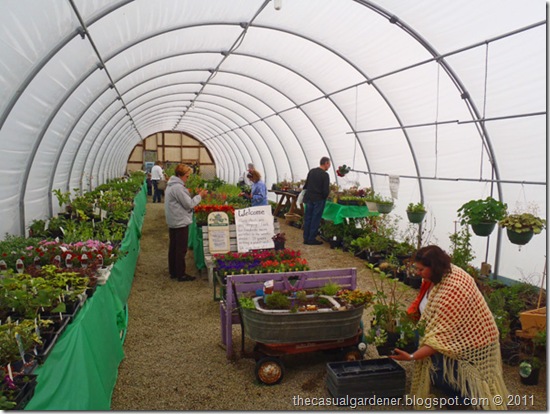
269;190;304;217
25;184;147;410
322;200;379;225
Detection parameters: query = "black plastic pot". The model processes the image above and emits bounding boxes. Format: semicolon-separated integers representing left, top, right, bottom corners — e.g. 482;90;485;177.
520;366;540;385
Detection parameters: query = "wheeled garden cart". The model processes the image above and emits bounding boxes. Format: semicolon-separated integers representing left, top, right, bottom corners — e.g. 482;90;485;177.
229;270;367;385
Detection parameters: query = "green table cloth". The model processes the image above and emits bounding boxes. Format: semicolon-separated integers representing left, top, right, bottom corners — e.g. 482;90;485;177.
322;200;379;225
188;217;206;270
25;183;147;410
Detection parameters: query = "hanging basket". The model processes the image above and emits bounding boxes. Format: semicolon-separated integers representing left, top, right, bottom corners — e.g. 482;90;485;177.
471;222;497;237
376;203;393;214
365;201;378;212
506;229;534;245
406;211;426;224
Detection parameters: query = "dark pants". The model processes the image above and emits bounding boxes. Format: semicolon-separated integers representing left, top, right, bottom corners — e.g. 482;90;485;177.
430;353;466;405
152;180;162;202
146;179;152;196
168;226;189;278
303;200;326;242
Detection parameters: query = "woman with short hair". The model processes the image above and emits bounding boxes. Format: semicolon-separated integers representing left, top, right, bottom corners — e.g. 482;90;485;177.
164;164;207;282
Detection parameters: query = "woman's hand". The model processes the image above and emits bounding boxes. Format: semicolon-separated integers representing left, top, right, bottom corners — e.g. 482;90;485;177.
388;348;414;361
199;189;208;198
389;345;436;362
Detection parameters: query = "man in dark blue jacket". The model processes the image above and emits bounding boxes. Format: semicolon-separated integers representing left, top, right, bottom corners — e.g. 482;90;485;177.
302;156;331;245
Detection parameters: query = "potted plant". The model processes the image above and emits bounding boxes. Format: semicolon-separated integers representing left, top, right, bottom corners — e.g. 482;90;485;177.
457;197;508;236
406;202;427;224
499;213;546;245
272;233;286;250
336;165;351;177
375;196;394;214
366;265;419;354
364;193;378;213
238;283;372;345
519;357;542;385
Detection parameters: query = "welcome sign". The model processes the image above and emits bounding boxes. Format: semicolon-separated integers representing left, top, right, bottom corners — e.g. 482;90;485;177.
235;205;275;252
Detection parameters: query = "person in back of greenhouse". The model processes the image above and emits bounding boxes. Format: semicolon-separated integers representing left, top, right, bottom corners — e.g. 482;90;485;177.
390;245;508;409
240;169;268;207
302;156;331;245
151;161;165;203
165;164;208;282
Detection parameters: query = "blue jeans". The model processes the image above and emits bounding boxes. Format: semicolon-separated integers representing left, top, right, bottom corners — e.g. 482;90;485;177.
152;180;162;202
303;200;326;242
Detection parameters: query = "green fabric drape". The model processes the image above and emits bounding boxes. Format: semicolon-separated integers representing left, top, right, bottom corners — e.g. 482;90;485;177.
321;200;379;225
188;217;206;270
25;184;147;410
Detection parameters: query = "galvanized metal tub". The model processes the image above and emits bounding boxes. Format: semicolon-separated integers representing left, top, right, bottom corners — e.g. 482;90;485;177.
241;297;364;344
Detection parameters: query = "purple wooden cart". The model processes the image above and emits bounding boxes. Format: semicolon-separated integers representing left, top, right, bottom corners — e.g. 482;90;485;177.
220;268;361;384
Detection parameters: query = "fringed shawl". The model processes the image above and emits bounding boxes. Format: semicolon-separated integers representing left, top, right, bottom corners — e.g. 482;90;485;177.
410;264;508;410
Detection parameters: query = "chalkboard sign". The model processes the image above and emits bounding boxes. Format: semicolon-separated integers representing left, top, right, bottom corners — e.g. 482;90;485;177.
207;212;230;254
235;205;275;252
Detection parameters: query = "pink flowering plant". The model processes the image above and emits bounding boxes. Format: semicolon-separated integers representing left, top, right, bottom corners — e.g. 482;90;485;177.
0;238;121;274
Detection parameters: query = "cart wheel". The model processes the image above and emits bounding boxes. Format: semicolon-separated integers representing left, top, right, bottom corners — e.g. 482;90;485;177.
255;357;284;385
341;348;362;361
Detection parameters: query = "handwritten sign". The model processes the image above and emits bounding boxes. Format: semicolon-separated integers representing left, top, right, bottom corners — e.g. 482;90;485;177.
389;175;400;199
235;205;275;252
207;212;230;254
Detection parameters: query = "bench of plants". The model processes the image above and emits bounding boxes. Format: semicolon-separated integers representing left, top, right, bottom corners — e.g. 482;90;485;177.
220;268;357;359
201;220;280;290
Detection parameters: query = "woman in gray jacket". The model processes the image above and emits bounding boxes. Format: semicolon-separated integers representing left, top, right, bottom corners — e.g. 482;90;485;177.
164;164;208;281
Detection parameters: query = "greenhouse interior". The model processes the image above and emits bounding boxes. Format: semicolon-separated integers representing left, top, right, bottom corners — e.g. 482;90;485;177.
0;0;546;410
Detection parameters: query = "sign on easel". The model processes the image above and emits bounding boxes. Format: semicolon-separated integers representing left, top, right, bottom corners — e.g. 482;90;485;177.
235;205;275;253
207;212;230;254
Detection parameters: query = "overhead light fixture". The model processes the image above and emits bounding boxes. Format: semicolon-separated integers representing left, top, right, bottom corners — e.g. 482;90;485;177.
274;0;282;11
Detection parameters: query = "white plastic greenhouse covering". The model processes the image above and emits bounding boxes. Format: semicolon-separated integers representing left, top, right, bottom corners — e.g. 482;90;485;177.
0;0;546;282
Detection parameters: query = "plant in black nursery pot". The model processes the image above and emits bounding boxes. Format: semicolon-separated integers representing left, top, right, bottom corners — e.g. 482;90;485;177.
272;233;286;250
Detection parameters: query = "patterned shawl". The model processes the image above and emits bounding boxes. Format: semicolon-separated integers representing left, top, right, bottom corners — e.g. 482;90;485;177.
410;264;508;410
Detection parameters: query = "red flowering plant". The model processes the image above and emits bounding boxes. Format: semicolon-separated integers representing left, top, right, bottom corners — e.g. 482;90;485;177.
194;204;235;226
214;249;308;276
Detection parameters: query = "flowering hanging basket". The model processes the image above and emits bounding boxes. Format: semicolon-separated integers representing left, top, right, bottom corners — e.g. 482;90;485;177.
336;165;351;177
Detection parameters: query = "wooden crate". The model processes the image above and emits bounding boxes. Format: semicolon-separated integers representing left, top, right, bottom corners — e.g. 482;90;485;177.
517;307;546;338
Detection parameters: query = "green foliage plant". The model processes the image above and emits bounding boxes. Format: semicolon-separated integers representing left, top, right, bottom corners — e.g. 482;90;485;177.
320;281;342;296
52;189;71;209
406;202;426;213
449;225;475;271
238;297;256;310
264;291;290;310
366;265;416;347
457;197;508;225
499;213;546;234
485;289;511;340
0;319;50;366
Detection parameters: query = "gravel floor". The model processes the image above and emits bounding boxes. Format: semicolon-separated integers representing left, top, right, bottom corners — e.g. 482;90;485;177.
111;200;547;410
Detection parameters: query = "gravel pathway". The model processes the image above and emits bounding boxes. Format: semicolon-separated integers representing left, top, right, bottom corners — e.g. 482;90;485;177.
111;201;546;410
